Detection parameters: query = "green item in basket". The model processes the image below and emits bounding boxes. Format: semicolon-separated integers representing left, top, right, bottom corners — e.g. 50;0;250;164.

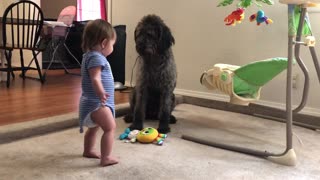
232;57;289;97
233;75;260;98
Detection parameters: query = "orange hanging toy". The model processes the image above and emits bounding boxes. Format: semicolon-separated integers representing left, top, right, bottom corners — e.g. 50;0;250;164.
224;8;245;26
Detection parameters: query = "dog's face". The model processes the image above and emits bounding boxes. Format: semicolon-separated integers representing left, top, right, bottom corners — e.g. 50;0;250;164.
134;15;175;56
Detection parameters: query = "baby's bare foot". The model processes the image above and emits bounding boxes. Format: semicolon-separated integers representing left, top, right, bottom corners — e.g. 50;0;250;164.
100;156;119;166
83;151;101;159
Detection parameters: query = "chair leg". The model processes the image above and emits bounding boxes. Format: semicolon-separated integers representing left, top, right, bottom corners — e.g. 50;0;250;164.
5;50;12;88
6;68;10;87
19;49;26;79
32;50;45;83
10;52;15;79
22;51;40;79
25;51;40;69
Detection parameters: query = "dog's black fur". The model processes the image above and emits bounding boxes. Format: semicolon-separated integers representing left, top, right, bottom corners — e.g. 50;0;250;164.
124;14;177;133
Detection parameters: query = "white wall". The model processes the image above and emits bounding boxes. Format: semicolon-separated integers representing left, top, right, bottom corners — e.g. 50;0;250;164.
110;0;320;115
0;1;12;13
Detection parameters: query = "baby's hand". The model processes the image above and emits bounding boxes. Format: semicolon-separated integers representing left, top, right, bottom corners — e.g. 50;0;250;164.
100;93;110;104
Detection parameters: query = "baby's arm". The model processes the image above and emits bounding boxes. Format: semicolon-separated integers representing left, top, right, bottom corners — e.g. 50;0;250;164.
89;66;109;104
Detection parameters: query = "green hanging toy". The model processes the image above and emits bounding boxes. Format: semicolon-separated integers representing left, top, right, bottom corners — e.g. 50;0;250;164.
218;0;274;26
218;0;274;8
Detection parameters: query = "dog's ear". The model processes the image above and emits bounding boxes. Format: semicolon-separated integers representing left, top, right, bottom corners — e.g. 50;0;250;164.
134;24;140;41
159;25;175;53
163;25;175;46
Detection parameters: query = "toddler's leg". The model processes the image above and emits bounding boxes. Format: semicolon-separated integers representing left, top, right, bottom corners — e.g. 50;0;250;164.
83;126;101;159
91;106;118;166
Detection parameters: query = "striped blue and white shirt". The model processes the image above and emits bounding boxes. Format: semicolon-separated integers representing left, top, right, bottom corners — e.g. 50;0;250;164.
79;51;115;133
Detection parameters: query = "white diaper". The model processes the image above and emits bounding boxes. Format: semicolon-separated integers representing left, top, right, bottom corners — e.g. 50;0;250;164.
82;104;114;129
82;106;101;128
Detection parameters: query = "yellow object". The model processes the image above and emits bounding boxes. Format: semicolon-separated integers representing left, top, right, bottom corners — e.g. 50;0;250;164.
136;127;159;143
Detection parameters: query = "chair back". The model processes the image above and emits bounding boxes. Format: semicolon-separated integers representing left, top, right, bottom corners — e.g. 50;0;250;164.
1;0;44;50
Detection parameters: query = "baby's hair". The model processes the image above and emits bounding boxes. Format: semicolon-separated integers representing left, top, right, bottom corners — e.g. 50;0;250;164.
82;19;116;52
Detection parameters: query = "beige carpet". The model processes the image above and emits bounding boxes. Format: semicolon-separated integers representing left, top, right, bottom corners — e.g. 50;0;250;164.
0;104;319;180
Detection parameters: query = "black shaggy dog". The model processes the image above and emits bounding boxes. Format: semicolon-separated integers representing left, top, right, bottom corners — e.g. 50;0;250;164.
124;14;177;133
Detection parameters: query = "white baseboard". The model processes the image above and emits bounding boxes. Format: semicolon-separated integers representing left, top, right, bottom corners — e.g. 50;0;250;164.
174;88;320;117
174;88;230;102
122;84;320;117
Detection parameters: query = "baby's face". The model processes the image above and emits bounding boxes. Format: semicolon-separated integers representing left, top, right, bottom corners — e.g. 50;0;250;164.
101;38;116;57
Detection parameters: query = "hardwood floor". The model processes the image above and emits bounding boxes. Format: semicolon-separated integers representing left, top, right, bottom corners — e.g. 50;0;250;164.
0;69;130;126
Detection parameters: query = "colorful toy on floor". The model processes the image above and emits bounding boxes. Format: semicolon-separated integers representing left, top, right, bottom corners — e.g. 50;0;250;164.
137;127;167;145
224;8;245;26
119;128;140;143
119;128;131;140
249;10;273;25
119;127;167;145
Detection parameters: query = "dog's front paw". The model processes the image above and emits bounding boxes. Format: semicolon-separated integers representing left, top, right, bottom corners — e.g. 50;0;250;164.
170;115;177;124
123;114;133;123
129;123;143;131
157;126;171;134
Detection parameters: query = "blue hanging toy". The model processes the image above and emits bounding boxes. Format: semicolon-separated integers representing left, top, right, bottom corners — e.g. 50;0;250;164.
249;10;273;25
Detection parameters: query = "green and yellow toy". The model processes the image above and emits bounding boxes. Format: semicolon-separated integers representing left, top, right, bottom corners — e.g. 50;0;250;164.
119;127;167;145
137;127;167;145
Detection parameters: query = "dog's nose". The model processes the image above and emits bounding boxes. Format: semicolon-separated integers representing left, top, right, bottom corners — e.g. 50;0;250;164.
144;48;154;54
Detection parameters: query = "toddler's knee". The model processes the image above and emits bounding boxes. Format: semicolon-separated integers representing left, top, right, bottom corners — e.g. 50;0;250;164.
101;121;116;132
101;116;116;132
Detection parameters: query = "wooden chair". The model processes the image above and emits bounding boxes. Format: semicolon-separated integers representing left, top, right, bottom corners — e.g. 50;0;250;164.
0;0;44;87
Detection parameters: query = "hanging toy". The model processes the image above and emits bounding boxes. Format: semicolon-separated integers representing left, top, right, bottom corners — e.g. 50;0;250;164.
224;8;245;26
218;0;274;8
249;10;273;25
